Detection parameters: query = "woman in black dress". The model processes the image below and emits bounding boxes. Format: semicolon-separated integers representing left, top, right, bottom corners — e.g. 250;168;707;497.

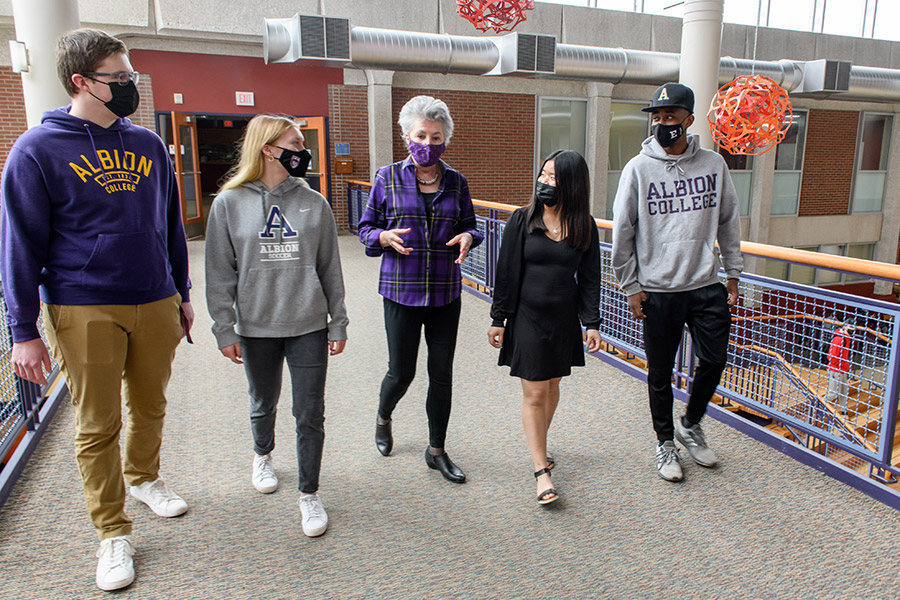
488;150;602;505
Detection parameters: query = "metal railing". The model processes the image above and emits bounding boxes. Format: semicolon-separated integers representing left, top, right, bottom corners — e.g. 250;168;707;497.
0;290;65;509
348;181;900;509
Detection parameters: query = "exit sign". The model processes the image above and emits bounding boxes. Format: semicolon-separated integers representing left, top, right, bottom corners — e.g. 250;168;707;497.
235;91;255;106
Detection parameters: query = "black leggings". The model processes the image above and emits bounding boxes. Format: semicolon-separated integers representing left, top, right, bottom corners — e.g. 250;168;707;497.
642;283;732;443
378;297;461;449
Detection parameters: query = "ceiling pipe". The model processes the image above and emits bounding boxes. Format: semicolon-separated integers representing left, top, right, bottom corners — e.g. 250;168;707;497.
265;17;900;104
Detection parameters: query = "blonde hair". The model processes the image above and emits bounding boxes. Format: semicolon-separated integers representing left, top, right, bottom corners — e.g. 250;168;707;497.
219;114;302;192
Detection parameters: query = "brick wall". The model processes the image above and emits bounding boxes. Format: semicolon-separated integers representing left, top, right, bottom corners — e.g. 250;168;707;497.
131;73;157;131
0;68;28;173
392;88;535;208
327;84;369;231
798;109;858;216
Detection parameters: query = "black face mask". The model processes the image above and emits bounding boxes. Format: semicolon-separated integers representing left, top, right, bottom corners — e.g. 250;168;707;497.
535;181;559;207
275;147;312;178
651;119;687;148
89;80;140;118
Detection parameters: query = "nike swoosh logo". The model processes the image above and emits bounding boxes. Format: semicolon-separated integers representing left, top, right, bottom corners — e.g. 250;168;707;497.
299;208;311;212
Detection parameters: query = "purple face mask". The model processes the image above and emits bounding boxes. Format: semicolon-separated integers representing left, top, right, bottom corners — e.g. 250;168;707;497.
408;139;446;167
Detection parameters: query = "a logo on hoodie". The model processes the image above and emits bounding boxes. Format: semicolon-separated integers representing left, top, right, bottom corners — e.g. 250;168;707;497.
68;150;152;193
259;205;300;262
645;174;718;216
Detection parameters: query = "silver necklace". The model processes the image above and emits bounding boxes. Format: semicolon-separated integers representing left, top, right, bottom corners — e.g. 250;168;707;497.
416;170;440;185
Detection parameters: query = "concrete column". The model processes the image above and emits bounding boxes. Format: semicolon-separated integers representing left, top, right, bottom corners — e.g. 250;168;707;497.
873;113;900;295
744;148;776;276
679;0;724;150
12;0;79;129
586;82;613;230
365;69;394;179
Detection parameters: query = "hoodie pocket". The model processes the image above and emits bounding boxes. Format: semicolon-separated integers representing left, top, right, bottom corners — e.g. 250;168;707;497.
647;239;718;289
236;265;327;326
79;231;170;291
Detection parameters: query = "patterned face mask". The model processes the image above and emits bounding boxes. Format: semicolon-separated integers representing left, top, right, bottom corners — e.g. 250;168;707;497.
274;147;312;178
407;139;446;167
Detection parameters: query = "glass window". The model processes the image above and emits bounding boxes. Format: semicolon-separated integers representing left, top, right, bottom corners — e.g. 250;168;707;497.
607;102;649;219
719;148;752;216
775;111;806;171
852;113;892;213
779;243;877;285
538;98;587;165
845;243;875;282
772;111;807;215
815;244;844;285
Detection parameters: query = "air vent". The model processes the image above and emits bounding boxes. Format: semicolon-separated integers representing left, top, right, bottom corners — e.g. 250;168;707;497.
264;14;351;64
487;33;556;76
798;59;852;96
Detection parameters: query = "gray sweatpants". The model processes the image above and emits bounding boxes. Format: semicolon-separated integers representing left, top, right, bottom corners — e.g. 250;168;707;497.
240;329;328;493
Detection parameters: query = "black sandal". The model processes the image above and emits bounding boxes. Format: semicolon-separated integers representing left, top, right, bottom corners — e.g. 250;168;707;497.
546;455;555;470
534;467;559;505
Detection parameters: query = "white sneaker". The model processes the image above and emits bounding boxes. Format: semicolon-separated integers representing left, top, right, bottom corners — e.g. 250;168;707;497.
252;454;278;493
656;440;684;482
129;478;188;517
95;535;135;591
298;493;328;537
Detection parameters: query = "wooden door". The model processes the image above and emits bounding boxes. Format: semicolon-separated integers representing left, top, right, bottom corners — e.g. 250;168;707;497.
171;112;204;224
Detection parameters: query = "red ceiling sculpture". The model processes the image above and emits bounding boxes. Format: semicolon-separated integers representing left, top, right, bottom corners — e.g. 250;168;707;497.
707;74;793;155
457;0;535;33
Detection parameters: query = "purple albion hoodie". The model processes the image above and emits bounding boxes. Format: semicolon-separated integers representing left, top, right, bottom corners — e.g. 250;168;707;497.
0;106;190;342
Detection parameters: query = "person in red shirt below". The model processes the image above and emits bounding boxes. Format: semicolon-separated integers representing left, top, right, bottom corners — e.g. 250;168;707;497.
825;322;854;415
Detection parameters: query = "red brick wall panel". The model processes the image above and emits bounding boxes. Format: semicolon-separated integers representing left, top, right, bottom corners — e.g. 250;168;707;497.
392;89;535;208
0;68;29;173
327;84;369;231
798;109;858;216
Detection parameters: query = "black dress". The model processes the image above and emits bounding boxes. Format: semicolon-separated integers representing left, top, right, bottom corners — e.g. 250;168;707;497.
491;208;601;381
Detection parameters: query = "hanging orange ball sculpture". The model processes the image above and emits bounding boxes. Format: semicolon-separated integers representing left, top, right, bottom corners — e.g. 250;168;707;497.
457;0;534;33
707;74;793;155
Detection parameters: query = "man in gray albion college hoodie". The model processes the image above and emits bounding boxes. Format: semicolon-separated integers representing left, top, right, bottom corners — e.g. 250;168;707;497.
612;82;743;483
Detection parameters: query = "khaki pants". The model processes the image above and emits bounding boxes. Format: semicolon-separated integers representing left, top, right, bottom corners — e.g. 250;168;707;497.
42;295;183;540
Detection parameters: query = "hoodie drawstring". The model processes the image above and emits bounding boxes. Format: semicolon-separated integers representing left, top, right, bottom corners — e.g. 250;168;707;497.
664;160;686;180
83;124;134;185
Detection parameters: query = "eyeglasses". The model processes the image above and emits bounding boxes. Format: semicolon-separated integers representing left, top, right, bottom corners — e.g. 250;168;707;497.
81;71;140;86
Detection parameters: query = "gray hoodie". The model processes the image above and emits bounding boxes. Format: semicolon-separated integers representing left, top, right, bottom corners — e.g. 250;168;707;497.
612;134;743;296
205;177;348;349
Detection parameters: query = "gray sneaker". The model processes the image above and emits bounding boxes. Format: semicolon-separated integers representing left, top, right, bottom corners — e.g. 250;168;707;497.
656;440;683;482
675;418;719;467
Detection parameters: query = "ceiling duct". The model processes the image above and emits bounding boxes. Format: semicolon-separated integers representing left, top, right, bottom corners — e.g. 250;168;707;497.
486;33;556;76
554;45;678;84
264;14;351;64
348;26;499;75
263;16;900;103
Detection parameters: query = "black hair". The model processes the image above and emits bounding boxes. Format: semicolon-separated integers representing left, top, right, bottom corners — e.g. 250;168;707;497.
525;149;594;252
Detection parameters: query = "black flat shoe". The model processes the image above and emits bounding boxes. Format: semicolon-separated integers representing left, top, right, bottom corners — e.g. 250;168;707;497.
425;448;466;483
375;418;392;456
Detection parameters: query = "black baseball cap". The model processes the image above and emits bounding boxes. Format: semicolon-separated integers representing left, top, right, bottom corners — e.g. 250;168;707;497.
642;82;695;113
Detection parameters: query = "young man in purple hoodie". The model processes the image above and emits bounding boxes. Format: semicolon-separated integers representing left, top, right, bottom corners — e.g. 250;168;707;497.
0;29;192;591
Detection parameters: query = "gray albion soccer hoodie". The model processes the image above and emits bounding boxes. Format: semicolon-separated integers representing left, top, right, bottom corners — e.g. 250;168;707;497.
612;133;743;297
205;177;349;349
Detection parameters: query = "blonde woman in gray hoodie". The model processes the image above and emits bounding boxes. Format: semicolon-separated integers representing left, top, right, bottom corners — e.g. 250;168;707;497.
205;115;348;537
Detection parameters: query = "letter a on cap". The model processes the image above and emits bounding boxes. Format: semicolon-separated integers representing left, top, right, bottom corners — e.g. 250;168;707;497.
658;88;670;101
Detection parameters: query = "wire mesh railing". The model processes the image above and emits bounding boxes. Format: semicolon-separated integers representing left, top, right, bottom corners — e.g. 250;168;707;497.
348;182;900;506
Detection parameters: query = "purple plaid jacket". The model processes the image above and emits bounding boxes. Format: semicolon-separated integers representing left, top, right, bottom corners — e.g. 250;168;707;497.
358;156;484;307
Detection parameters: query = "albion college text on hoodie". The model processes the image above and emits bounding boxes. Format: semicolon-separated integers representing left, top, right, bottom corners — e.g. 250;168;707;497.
611;133;743;297
0;107;190;343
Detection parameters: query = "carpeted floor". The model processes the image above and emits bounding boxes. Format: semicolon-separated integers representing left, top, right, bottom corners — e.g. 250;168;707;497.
1;235;899;599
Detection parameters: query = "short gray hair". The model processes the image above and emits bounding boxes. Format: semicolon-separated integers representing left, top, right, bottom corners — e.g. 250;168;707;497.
398;95;454;142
